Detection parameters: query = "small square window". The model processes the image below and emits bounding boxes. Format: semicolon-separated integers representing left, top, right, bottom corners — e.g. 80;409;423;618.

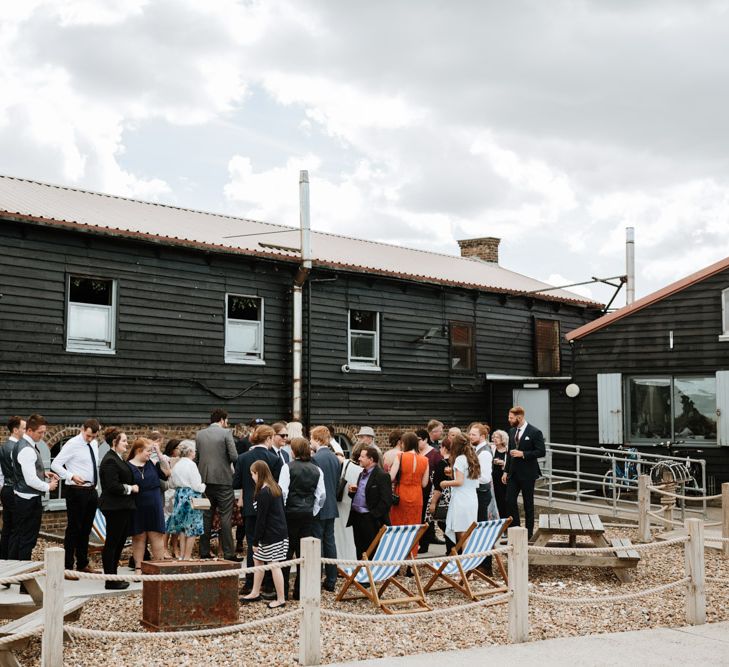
66;276;116;354
449;321;475;372
348;310;380;369
225;294;264;364
534;318;560;376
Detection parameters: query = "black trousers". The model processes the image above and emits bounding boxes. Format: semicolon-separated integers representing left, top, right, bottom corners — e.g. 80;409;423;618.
350;511;380;559
101;509;132;574
476;485;492;522
200;483;234;559
492;473;509;519
283;511;313;599
506;476;536;538
64;486;98;570
10;495;42;560
0;486;16;559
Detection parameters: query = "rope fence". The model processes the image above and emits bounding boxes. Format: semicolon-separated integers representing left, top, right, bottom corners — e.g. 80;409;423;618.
647;485;723;502
528;536;688;556
529;577;689;605
320;592;512;621
0;626;44;647
0;570;46;586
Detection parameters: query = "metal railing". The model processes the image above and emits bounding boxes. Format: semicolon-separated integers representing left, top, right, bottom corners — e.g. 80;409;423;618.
538;442;710;519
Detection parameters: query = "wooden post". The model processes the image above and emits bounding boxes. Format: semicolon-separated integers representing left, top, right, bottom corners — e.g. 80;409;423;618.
638;475;651;543
684;518;706;626
298;537;321;666
41;547;65;667
722;483;729;558
508;527;529;644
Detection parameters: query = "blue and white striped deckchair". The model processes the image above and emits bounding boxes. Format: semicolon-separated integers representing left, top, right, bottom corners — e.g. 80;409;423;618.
91;509;107;545
423;517;511;600
336;523;431;614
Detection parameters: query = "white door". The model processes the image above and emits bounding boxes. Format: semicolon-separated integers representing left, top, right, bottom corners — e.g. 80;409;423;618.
512;388;550;442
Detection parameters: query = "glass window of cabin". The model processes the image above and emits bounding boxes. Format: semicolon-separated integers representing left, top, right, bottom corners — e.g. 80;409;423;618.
66;276;116;354
348;310;380;369
534;318;560;375
449;321;475;372
225;294;264;364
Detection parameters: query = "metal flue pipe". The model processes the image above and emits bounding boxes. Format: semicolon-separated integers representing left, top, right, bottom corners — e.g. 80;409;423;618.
292;170;312;421
626;226;635;305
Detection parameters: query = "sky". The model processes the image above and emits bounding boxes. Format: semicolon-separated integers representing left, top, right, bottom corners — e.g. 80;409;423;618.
2;0;729;305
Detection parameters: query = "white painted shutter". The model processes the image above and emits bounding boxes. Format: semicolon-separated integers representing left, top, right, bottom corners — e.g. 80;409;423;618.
716;371;729;447
597;373;623;445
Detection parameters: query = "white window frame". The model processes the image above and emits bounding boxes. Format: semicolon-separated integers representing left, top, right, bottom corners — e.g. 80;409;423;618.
347;310;380;371
719;287;729;341
66;275;116;355
225;293;265;365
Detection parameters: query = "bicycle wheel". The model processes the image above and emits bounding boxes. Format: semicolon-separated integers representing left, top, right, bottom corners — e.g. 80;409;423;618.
602;470;622;502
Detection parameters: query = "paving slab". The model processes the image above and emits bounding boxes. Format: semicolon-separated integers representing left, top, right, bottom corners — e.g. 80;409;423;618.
328;622;729;666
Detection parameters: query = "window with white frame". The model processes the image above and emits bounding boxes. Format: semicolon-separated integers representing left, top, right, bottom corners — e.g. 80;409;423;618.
225;294;264;363
721;287;729;339
348;310;380;369
66;276;116;353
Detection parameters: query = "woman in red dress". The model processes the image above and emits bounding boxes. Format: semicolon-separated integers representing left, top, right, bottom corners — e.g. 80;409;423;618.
388;432;429;555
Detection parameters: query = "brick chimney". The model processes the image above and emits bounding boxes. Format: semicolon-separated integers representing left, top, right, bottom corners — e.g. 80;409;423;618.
457;237;500;263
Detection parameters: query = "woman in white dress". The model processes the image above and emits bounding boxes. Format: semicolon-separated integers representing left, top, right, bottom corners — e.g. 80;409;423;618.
333;444;364;561
440;433;480;543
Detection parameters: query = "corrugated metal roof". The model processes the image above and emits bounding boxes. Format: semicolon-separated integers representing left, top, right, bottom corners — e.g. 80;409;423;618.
566;254;729;341
0;175;600;307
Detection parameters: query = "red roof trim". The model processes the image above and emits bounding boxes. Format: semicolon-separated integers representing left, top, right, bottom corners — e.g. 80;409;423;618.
566;255;729;341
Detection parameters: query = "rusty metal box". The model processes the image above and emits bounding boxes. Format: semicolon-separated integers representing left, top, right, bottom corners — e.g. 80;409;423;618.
141;560;239;631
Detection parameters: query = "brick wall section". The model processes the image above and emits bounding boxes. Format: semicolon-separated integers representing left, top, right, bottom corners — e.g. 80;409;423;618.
457;237;501;263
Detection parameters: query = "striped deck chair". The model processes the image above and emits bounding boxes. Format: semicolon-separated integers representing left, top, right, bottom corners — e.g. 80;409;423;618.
422;517;511;601
91;509;107;545
336;523;431;614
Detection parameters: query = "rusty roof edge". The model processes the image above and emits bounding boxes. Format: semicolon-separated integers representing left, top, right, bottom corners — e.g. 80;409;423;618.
565;254;729;341
1;209;602;308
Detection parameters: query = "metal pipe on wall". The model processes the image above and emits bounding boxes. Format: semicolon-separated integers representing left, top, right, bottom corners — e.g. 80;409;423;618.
293;170;312;421
626;226;635;305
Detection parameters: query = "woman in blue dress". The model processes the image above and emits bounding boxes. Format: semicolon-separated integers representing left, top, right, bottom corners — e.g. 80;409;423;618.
127;437;171;574
166;440;206;560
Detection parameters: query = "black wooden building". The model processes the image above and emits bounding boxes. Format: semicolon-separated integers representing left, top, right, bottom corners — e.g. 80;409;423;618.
0;175;602;445
566;257;729;487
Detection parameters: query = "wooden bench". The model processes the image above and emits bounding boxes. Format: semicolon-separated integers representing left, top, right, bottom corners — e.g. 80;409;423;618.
0;597;88;667
611;537;641;581
0;561;44;620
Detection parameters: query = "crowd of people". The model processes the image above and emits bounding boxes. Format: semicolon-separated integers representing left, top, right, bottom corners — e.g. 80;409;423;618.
0;406;545;602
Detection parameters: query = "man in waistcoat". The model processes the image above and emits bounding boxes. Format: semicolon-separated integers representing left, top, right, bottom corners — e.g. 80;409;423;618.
51;418;101;577
0;416;26;559
10;414;59;561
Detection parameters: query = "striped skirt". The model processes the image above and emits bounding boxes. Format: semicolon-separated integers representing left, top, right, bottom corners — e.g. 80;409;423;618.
256;538;289;563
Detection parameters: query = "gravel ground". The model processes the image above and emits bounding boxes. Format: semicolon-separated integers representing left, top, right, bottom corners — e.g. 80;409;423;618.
8;527;729;666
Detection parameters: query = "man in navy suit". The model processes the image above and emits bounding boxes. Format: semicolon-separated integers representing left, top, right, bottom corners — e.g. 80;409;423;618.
502;405;545;539
271;422;291;464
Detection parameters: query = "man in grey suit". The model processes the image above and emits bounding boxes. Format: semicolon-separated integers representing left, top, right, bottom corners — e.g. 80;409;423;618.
310;426;341;592
196;408;239;561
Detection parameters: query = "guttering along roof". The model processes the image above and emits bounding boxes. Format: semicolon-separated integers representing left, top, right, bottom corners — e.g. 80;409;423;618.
566;254;729;341
0;175;601;308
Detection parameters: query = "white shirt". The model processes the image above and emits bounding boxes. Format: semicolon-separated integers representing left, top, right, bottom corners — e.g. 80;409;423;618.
475;441;493;485
278;463;326;516
170;457;206;493
15;434;50;499
51;433;100;487
515;421;528;445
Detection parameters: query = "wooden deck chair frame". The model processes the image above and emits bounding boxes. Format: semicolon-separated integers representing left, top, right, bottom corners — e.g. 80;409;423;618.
336;523;431;615
422;517;512;601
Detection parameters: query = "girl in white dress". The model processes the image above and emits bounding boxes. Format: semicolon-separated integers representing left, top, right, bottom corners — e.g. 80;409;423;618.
440;433;480;543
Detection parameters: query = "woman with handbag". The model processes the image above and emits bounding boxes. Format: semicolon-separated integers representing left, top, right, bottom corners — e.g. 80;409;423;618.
388;432;429;555
427;437;455;555
166;440;206;560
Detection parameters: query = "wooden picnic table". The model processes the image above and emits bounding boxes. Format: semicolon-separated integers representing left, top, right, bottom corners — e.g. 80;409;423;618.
0;560;45;619
528;513;640;584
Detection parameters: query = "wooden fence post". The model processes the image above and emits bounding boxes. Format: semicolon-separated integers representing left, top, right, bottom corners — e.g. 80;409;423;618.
507;527;529;644
41;547;64;667
638;475;651;542
684;518;706;626
298;537;321;666
722;483;729;558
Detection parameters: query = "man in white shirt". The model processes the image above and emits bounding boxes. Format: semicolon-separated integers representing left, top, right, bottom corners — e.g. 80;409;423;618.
10;414;59;561
51;418;101;575
468;422;493;522
0;416;25;559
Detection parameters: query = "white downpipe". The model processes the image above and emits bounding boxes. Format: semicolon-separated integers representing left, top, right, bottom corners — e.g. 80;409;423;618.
626;226;635;305
293;170;312;421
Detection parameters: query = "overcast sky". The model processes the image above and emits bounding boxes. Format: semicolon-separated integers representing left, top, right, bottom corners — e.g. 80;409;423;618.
2;1;729;304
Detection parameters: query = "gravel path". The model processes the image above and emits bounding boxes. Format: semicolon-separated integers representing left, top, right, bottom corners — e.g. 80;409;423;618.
8;527;729;666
